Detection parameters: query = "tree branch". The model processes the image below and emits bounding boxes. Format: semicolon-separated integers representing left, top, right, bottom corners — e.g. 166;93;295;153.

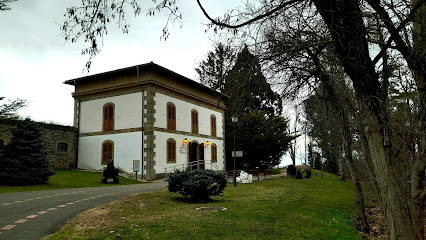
196;0;302;29
369;0;426;64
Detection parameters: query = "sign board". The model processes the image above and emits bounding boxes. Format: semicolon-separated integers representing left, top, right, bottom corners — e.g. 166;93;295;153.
180;147;187;154
133;160;140;172
232;151;243;157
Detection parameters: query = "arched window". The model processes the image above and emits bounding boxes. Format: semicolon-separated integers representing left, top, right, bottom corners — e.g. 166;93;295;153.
167;103;176;130
57;142;68;153
167;139;176;163
211;115;216;137
102;140;114;165
211;144;217;163
103;103;114;131
191;110;198;134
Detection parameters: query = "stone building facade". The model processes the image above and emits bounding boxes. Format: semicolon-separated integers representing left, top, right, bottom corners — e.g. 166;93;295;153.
64;62;227;180
0;119;78;169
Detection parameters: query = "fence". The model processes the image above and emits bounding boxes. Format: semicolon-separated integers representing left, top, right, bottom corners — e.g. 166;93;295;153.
164;160;219;178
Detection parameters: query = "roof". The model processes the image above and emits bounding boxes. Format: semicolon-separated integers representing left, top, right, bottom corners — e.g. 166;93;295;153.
63;61;227;98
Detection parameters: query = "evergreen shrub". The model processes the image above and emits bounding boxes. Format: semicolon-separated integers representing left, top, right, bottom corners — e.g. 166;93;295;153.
167;170;227;202
0;118;55;185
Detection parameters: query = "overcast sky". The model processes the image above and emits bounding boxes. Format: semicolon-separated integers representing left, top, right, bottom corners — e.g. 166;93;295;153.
0;0;242;126
0;1;305;166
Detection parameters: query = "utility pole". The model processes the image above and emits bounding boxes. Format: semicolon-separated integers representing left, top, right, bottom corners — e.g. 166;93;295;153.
304;121;307;165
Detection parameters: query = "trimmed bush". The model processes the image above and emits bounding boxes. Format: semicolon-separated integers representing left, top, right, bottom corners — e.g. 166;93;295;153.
167;170;227;202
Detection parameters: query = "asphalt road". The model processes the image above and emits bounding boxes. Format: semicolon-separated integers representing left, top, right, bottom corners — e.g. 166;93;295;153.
0;181;168;240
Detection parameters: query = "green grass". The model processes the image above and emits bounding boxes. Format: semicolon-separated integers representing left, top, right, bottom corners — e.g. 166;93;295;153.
0;170;144;193
267;168;283;174
50;172;363;240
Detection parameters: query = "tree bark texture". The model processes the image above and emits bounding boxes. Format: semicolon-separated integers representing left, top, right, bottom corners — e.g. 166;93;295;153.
312;0;422;239
410;1;426;238
338;157;345;181
341;108;369;233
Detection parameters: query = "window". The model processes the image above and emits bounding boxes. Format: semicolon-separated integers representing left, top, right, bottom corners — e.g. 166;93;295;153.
57;142;68;153
103;103;114;131
167;103;176;130
191;110;198;134
211;115;216;137
102;141;114;165
167;139;176;163
211;144;217;163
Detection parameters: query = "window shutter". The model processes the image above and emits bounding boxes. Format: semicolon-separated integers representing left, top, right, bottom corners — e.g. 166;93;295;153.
192;110;198;134
167;140;176;162
102;141;113;164
102;144;107;164
211;115;216;137
211;144;217;163
108;105;113;130
103;104;114;131
103;106;108;130
172;141;176;161
167;104;176;130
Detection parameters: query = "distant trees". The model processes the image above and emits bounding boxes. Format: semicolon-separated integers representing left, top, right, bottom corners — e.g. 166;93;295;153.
224;46;282;116
0;97;26;119
0;0;16;11
197;45;291;170
195;42;236;92
237;108;292;170
0;118;55;185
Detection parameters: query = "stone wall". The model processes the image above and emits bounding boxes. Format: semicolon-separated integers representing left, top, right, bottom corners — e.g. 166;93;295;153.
0;119;78;170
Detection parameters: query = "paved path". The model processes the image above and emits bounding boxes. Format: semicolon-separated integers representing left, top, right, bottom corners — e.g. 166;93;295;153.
0;181;168;240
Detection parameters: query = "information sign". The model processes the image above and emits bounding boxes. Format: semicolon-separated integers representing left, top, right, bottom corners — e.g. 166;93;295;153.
133;160;140;172
232;151;243;157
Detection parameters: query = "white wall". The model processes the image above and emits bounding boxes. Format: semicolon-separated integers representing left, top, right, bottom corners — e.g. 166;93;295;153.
78;132;143;173
77;90;225;178
79;92;143;133
154;131;224;173
154;92;223;137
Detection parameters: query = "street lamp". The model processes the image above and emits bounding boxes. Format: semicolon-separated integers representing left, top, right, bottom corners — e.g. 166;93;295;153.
232;114;239;186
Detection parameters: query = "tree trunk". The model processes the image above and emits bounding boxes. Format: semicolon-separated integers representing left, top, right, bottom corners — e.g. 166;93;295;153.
313;1;421;239
341;109;369;233
410;1;426;238
338;156;345;181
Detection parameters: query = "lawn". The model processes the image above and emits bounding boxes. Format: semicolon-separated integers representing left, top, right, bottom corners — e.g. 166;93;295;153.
0;170;144;193
50;172;363;240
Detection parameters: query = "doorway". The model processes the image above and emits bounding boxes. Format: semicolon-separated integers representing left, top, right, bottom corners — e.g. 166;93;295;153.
188;141;205;170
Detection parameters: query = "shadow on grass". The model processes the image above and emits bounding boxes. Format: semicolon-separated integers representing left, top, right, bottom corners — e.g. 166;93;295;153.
170;195;227;204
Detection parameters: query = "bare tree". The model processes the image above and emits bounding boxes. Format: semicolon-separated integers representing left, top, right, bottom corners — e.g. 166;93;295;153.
194;1;424;239
60;0;425;238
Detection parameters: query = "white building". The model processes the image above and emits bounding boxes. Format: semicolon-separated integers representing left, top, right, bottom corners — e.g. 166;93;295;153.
64;62;226;180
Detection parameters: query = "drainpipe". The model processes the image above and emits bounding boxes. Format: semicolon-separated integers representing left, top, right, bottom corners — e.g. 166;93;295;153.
74;80;80;169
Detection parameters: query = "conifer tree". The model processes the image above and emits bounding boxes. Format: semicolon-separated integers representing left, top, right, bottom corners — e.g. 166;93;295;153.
224;46;282;116
0;118;54;185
